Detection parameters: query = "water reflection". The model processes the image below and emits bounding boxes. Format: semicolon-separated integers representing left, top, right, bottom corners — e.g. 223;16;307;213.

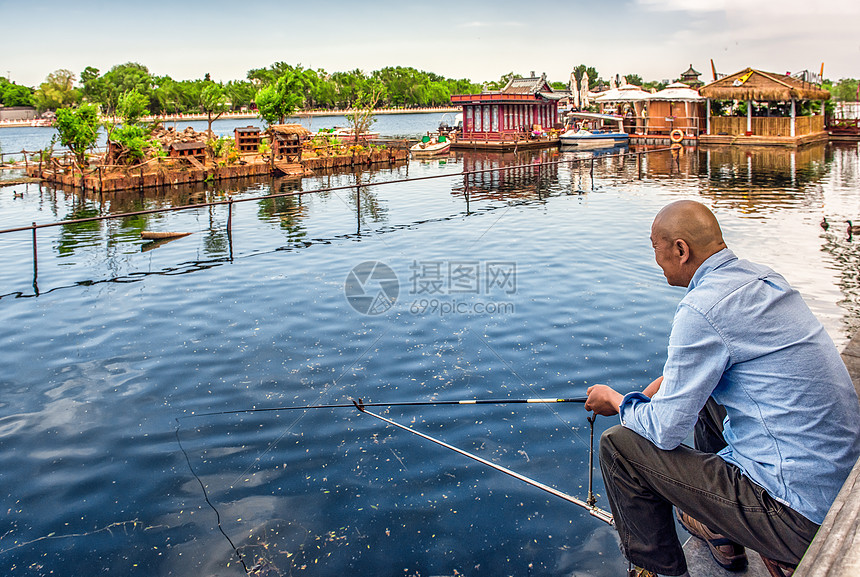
700;144;827;214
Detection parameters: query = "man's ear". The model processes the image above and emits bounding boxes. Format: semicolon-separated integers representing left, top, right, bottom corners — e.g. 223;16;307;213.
675;239;689;262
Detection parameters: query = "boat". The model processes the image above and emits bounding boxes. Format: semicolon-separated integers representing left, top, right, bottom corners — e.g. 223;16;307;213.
316;127;380;143
410;134;451;157
559;112;628;148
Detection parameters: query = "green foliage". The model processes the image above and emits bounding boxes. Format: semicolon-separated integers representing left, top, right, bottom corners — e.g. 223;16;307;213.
102;62;154;113
346;85;382;142
110;124;157;164
625;74;643;86
370;67;470;107
572;65;602;89
210;136;238;163
54;103;100;165
642;80;667;92
0;78;35;107
200;83;228;134
255;70;308;125
830;78;859;102
117;89;150;125
486;72;519;91
34;69;79;111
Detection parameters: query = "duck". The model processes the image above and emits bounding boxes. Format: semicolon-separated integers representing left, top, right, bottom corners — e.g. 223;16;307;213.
848;220;860;235
821;217;829;230
12;191;24;199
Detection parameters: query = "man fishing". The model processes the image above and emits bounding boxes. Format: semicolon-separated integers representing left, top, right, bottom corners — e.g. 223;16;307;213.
584;200;860;577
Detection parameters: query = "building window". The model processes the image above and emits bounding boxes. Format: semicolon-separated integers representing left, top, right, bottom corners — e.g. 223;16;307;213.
491;105;499;132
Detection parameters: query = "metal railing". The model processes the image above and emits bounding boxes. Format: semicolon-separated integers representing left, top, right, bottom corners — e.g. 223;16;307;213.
1;147;672;292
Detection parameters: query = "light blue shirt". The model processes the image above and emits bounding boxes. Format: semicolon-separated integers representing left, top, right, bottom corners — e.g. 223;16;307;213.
620;248;860;524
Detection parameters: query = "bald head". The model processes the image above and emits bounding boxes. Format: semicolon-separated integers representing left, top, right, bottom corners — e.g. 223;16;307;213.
653;201;726;256
650;201;727;286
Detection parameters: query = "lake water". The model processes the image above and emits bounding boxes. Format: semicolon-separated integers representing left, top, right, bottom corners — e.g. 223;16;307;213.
1;118;859;577
0;112;452;161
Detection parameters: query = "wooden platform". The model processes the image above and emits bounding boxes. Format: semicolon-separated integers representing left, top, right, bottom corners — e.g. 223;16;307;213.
630;135;698;146
699;131;829;148
272;161;305;177
451;137;559;151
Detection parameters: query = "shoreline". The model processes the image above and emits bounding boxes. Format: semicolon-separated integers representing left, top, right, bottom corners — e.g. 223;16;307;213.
0;107;460;129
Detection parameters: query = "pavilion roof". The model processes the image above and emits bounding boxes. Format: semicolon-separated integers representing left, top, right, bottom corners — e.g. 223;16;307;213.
700;68;830;101
502;74;553;95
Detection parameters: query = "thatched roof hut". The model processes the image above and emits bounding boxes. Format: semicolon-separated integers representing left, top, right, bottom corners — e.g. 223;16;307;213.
268;124;311;162
269;124;312;137
700;68;830;101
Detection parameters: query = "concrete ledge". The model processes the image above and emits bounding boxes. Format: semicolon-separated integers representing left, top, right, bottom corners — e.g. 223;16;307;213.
794;457;860;577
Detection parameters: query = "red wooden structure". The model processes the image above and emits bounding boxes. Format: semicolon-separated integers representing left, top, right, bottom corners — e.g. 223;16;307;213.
451;74;562;144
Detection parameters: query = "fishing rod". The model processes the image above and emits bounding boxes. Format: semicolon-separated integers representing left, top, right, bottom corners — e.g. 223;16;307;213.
351;399;614;525
179;396;589;420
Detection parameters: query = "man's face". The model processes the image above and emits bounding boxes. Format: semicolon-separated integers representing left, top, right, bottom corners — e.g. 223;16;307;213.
650;225;684;286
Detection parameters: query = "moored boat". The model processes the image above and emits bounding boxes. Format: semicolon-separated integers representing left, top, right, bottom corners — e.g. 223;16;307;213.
560;112;628;148
317;127;380;143
410;134;451;156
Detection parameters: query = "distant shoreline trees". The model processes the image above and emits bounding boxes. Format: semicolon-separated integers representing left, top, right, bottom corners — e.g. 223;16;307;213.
27;62;484;118
16;63;860;119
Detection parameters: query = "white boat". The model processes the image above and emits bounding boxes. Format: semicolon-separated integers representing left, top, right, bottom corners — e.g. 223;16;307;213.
410;135;451;156
318;127;380;143
560;112;628;148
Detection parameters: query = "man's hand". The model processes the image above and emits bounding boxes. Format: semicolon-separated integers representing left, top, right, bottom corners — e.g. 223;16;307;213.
585;384;624;416
643;375;664;398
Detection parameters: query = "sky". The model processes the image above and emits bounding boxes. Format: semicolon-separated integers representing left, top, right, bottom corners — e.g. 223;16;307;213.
1;0;858;88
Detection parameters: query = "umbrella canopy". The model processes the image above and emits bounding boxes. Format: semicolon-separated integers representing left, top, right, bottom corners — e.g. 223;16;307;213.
648;82;704;102
570;73;580;108
579;71;590;108
594;84;650;103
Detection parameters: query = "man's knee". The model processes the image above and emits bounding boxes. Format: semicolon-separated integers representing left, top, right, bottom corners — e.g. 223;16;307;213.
600;424;635;462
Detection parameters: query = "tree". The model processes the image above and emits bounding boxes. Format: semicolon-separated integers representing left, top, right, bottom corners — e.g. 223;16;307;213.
80;66;108;104
486;72;518;91
255;70;308;125
117;89;150;125
102;62;153;113
831;78;859;102
346;84;383;143
54;103;100;165
573;65;601;90
34;69;79;111
625;74;643;86
0;80;34;107
200;83;228;135
225;79;256;110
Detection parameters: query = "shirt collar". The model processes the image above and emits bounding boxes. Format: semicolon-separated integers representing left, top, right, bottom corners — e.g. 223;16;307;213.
687;248;736;292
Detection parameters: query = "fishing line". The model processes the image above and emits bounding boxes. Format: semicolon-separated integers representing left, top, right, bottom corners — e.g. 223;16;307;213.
174;420;252;575
225;326;393;488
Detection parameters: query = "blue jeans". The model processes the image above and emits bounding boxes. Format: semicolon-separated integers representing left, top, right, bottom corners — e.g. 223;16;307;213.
599;399;819;575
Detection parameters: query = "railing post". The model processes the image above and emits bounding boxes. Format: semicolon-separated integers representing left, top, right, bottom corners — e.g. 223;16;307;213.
32;221;38;281
227;194;233;233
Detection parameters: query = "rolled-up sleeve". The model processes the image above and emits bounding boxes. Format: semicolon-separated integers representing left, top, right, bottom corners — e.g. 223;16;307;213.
619;303;731;449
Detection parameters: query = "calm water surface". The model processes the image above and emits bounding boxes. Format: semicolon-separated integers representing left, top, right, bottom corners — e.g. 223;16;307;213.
0;135;859;577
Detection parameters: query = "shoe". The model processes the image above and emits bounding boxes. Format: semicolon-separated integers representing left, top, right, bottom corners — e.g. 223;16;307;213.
759;555;796;577
628;567;658;577
677;509;748;571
